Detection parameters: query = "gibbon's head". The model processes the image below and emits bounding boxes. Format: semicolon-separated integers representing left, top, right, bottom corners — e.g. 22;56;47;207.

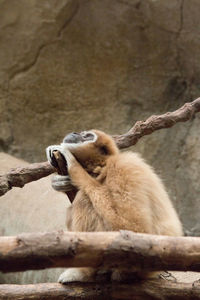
62;130;119;173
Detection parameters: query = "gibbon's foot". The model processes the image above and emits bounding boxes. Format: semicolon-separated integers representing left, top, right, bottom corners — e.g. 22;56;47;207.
51;174;72;192
58;268;95;284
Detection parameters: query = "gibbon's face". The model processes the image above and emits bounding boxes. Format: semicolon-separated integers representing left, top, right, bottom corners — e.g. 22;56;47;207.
62;130;119;173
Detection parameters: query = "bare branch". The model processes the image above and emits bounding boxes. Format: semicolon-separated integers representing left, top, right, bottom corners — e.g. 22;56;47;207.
114;97;200;148
1;230;200;273
1;280;200;300
0;162;55;196
1;97;200;196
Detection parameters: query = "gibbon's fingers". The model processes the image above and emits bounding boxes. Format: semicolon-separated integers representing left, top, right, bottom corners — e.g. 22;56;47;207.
51;175;73;192
59;144;76;169
46;145;62;168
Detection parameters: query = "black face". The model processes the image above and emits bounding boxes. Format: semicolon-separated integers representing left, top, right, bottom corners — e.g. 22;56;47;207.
63;131;95;144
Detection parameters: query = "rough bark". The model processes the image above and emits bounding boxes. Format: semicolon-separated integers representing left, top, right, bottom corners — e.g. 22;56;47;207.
1;97;200;197
0;280;200;300
1;230;200;273
0;162;54;196
113;97;200;148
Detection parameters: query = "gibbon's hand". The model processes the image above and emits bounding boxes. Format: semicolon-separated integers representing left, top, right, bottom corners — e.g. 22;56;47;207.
46;144;76;171
46;144;63;168
51;174;73;192
59;144;76;170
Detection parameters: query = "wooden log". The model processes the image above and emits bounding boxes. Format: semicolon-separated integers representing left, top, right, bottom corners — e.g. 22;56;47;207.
0;280;200;300
1;231;200;273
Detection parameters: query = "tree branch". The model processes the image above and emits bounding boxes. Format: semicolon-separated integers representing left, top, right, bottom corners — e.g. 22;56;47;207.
0;280;200;300
113;97;200;148
1;230;200;273
1;97;200;197
0;162;54;197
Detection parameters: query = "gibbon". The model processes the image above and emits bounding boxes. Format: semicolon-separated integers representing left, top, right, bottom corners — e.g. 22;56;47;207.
46;129;183;283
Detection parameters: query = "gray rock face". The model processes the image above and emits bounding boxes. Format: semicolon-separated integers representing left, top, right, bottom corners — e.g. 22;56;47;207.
0;0;200;282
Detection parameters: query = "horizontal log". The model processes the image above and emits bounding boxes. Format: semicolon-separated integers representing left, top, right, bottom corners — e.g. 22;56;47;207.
1;231;200;273
0;280;200;300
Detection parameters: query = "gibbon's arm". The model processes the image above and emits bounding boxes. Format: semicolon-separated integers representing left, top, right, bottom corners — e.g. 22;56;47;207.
46;145;147;231
58;148;144;231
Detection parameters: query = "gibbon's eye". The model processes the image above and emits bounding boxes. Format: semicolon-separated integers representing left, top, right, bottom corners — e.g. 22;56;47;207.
99;145;109;155
81;132;94;141
63;132;83;144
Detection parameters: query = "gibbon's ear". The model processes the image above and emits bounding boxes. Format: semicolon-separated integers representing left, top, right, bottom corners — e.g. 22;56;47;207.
99;145;110;155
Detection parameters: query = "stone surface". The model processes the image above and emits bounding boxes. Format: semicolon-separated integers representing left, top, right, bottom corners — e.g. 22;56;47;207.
0;0;200;283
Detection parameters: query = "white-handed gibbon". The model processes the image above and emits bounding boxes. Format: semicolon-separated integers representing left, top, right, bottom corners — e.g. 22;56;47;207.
46;130;183;283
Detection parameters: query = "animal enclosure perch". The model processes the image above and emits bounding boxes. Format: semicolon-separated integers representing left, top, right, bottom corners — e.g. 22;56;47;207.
1;98;200;299
1;280;200;300
1;231;200;273
1;231;200;299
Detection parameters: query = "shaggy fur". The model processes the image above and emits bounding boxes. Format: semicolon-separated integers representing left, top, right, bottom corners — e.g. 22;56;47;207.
48;130;183;283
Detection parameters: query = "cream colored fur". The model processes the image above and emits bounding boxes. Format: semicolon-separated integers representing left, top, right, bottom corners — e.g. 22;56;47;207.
48;130;183;283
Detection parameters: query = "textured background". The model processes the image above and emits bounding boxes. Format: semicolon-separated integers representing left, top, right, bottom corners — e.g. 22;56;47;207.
0;0;200;283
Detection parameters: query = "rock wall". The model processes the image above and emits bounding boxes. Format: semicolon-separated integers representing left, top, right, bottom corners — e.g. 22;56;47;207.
1;0;200;282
